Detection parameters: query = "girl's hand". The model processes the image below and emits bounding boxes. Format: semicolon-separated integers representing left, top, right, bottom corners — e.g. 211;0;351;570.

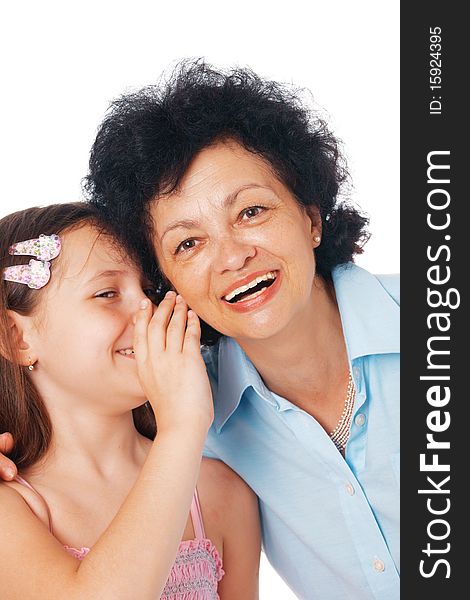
0;433;17;481
134;291;214;435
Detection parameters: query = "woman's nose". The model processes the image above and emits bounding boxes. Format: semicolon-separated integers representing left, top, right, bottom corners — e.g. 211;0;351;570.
212;235;257;273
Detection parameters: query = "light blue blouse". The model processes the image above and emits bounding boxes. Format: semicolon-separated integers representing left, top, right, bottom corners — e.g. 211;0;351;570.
203;263;400;600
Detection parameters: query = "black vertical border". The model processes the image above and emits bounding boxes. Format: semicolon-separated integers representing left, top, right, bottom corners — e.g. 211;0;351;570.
401;2;465;597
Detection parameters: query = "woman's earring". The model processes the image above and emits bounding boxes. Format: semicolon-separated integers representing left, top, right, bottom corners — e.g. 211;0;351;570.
314;236;321;243
28;357;35;371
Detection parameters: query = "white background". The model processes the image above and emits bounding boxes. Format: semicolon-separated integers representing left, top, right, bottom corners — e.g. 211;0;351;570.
1;2;399;597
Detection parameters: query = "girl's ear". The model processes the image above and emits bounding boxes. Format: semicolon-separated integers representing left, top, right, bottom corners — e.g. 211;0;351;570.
1;310;37;366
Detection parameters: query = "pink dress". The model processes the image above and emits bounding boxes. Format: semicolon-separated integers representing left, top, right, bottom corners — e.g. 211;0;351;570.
14;475;224;599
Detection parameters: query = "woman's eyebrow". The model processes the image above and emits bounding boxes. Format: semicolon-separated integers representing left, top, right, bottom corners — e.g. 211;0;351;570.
161;218;200;239
161;184;269;240
224;183;269;206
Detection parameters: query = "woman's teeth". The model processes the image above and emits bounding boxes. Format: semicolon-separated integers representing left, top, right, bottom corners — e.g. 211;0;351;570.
240;287;268;301
118;349;134;356
224;271;276;303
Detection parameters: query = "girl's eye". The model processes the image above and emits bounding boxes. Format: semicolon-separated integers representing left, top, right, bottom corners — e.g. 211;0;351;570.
95;290;117;299
241;206;264;220
175;239;197;254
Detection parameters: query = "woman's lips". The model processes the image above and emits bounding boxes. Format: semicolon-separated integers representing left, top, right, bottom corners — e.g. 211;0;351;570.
222;270;277;301
222;271;281;313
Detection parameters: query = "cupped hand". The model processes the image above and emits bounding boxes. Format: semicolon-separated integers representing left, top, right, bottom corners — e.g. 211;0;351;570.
134;292;214;435
0;432;17;481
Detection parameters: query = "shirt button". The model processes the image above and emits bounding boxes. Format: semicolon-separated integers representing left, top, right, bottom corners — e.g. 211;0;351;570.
373;559;385;572
345;482;355;496
355;413;366;427
353;366;361;379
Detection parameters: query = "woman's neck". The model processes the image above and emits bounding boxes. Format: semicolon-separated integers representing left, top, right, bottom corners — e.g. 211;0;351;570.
237;275;350;417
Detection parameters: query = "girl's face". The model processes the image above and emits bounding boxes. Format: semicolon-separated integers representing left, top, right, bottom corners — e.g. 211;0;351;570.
28;225;153;413
152;141;321;342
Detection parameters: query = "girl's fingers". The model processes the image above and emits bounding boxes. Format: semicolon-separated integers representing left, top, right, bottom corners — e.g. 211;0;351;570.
182;310;202;354
165;295;189;353
133;299;153;362
148;291;177;351
0;433;17;480
0;432;13;451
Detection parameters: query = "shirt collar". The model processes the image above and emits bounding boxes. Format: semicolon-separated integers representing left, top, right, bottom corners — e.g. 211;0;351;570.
332;263;400;361
213;263;399;432
213;336;274;432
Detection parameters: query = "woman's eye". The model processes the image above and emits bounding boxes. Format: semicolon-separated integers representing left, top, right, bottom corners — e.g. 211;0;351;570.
95;290;117;299
241;206;264;220
175;239;197;254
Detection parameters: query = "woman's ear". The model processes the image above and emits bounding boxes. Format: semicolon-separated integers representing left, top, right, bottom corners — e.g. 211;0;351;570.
1;310;37;367
305;206;322;247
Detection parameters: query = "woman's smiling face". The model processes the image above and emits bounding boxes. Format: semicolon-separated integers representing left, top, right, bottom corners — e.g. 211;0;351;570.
152;141;322;342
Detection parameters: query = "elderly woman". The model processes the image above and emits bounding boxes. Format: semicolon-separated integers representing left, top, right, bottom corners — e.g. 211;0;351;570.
0;62;399;600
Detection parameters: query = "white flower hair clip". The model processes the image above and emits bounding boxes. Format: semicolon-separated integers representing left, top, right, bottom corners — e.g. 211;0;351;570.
3;234;62;289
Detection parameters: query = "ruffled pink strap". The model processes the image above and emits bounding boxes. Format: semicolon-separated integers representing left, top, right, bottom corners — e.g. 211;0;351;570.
190;487;206;540
14;474;53;534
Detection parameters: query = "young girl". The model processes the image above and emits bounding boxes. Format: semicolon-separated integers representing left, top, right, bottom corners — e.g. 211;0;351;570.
0;203;260;599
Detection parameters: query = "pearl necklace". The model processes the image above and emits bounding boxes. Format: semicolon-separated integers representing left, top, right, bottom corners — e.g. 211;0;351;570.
329;371;356;452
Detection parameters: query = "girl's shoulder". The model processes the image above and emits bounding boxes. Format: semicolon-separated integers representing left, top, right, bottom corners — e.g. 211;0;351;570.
0;478;51;530
197;457;258;537
199;457;256;504
197;459;261;596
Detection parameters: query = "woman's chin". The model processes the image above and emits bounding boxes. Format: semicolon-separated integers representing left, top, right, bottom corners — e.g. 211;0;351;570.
223;314;291;343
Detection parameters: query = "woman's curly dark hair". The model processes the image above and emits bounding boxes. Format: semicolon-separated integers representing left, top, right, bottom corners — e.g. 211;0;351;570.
85;60;369;345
